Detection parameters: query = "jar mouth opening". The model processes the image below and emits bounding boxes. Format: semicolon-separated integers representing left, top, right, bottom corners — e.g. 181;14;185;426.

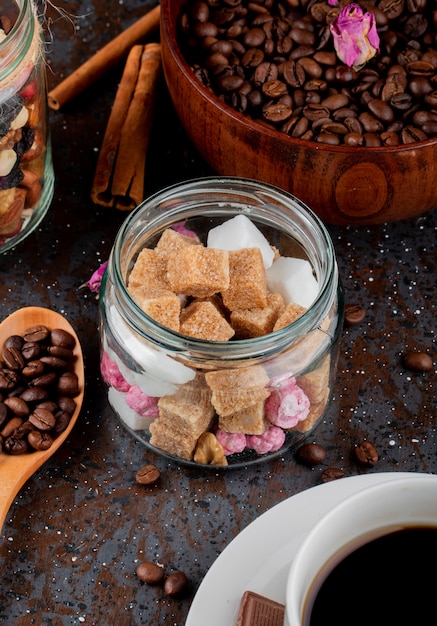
110;176;338;359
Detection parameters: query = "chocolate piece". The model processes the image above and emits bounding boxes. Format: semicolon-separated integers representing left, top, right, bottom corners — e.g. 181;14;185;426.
236;591;285;626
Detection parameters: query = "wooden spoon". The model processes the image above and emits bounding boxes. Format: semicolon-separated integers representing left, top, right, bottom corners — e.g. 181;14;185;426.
0;306;85;530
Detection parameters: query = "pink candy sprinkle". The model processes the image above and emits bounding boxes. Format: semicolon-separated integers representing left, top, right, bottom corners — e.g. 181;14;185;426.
126;385;159;417
265;378;310;429
246;425;285;455
216;429;247;455
100;351;131;392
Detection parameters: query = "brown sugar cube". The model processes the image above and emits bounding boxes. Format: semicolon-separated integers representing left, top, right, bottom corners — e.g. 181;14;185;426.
154;227;200;260
236;591;285;626
221;248;268;311
273;302;307;331
149;420;199;460
150;374;216;460
132;288;181;332
157;374;215;439
218;399;268;435
294;386;330;433
231;292;285;338
205;365;269;417
166;245;230;298
294;355;331;433
297;355;331;404
128;248;170;291
180;300;235;341
194;293;230;319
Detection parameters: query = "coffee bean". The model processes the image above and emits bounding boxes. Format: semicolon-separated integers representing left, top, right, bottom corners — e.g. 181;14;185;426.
136;464;161;486
23;325;49;343
354;441;378;467
296;442;327;466
37;400;58;413
402;351;433;372
136;561;165;585
53;410;72;434
344;304;366;326
2;346;25;369
56;371;79;396
40;355;68;370
46;345;75;360
29;407;56;431
321;467;346;483
22;360;45;378
164;572;189;597
28;430;54;451
4;335;24;350
1;416;23;437
4;436;29;455
20;386;48;403
58;396;77;414
21;342;41;361
0;369;19;390
0;402;8;428
29;372;57;388
3;396;30;418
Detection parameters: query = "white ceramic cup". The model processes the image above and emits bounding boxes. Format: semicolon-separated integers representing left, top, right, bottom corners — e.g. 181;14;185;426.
284;473;437;626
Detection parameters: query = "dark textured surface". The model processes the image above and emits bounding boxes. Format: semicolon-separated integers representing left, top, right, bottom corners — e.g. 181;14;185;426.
0;1;436;624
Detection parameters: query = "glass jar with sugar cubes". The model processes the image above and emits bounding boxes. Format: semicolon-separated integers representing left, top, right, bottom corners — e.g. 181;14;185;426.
99;177;344;468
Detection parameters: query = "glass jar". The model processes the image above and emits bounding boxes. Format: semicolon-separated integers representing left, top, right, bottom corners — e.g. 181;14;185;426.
99;177;344;468
0;0;54;252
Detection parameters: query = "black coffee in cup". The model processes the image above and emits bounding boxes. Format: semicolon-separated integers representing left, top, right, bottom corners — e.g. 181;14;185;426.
305;526;437;626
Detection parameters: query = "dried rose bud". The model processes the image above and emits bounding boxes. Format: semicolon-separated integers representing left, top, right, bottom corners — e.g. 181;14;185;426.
330;4;379;70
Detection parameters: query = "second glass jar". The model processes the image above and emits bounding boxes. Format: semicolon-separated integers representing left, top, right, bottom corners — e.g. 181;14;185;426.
0;0;54;252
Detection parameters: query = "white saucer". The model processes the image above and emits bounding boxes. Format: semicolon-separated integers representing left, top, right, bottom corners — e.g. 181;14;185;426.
186;472;425;626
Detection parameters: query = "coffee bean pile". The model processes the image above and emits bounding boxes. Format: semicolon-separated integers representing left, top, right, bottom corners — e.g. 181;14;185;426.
178;0;437;146
0;325;80;455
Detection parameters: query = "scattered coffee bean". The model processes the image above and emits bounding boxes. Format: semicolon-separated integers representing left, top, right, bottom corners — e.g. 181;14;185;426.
164;572;189;597
136;463;161;486
344;304;366;326
296;442;327;466
321;467;346;483
402;351;433;372
136;561;165;585
354;441;378;467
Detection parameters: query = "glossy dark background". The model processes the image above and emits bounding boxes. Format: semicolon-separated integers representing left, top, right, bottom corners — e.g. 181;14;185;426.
0;1;436;623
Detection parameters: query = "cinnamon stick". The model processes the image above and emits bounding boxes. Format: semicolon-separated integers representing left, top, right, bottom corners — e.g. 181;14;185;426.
90;43;162;210
48;4;160;110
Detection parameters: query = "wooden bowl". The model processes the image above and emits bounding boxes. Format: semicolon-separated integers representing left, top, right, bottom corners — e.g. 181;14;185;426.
160;0;437;226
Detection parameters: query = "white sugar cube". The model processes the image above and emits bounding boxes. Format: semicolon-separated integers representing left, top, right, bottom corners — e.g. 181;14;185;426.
267;257;319;308
108;304;195;386
207;214;275;269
